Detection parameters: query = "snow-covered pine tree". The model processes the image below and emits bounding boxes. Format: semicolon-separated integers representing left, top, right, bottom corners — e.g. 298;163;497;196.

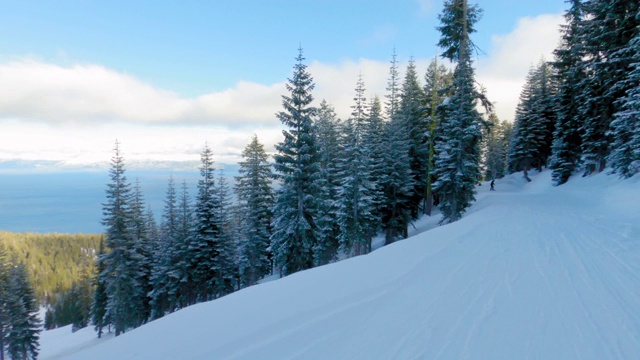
423;57;454;215
508;61;556;180
380;52;414;243
608;24;640;178
433;0;486;224
336;75;377;256
313;100;342;265
270;48;321;276
149;177;178;319
483;113;512;180
379;115;414;243
363;96;386;234
385;48;402;121
549;0;586;185
188;144;226;302
577;0;639;174
175;180;194;308
0;243;10;360
100;141;142;336
91;236;108;338
399;59;428;219
130;179;153;326
235;135;274;286
214;169;236;296
4;263;41;360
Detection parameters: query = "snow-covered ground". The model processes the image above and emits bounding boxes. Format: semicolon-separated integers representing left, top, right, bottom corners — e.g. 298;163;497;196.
40;170;640;359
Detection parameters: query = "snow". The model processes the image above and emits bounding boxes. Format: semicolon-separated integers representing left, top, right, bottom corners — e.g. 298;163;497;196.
40;170;640;359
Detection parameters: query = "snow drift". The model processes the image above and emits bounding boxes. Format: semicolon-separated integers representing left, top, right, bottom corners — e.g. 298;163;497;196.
40;171;640;359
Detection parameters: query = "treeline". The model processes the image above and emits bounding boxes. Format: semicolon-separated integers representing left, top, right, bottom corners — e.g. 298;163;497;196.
90;0;491;338
0;232;101;301
508;0;640;183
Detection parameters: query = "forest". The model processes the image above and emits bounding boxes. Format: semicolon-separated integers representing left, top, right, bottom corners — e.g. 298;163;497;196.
1;0;639;358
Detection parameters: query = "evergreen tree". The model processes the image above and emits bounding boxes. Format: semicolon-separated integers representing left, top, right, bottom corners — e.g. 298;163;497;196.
399;59;429;219
214;169;236;296
335;76;377;256
270;48;321;276
4;263;41;360
483;114;512;180
130;180;153;326
100;141;142;336
235;135;275;286
0;244;10;360
149;177;179;319
433;0;486;224
313;100;342;265
424;57;454;215
91;236;108;338
174;181;194;308
385;48;402;121
187;144;226;301
508;61;556;180
363;96;386;234
379;116;414;243
577;0;640;174
380;53;414;243
608;19;640;177
549;0;586;185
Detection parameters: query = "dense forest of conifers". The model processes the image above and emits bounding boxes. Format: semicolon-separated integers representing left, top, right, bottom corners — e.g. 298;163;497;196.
2;0;639;357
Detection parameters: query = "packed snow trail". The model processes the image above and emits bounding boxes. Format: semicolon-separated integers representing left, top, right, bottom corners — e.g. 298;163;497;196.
40;171;640;359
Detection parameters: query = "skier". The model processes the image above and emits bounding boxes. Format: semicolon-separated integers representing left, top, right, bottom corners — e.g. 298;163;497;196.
490;179;495;191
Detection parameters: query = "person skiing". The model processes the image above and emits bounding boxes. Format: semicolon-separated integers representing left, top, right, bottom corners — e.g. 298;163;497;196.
490;179;495;191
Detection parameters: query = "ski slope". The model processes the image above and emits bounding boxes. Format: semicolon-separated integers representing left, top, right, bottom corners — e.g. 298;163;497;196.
40;171;640;359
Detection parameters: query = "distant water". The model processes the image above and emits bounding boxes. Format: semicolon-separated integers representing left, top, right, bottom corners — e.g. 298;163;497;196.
0;169;235;234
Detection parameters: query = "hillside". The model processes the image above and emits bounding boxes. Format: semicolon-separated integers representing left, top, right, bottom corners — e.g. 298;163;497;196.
40;171;640;359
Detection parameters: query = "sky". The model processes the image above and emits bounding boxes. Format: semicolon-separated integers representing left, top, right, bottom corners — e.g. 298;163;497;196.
0;0;567;171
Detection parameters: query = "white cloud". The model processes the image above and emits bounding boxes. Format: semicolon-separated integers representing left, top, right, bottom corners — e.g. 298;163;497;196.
417;0;435;16
476;14;564;122
0;60;285;127
0;13;564;168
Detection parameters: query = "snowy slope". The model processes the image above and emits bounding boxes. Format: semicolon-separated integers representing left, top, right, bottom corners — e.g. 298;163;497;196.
40;171;640;359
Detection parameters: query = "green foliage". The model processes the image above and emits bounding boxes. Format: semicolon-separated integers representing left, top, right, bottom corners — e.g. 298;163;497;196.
0;231;101;302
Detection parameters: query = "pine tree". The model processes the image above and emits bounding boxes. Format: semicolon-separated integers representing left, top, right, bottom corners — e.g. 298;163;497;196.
424;57;454;215
433;0;486;224
100;141;141;336
577;0;640;174
363;96;386;234
313;100;342;265
379;116;414;243
187;144;226;302
400;59;428;219
174;180;194;308
4;263;41;360
385;48;402;121
483;114;512;180
380;53;414;243
608;25;640;178
508;61;556;180
549;0;586;185
335;76;377;256
91;236;108;338
214;169;235;296
130;179;153;326
149;177;178;319
235;135;275;286
270;48;321;276
0;244;10;360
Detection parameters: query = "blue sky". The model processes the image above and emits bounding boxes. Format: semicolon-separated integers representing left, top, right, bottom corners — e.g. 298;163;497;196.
0;0;567;170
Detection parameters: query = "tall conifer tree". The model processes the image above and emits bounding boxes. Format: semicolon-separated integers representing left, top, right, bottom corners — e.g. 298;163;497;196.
270;48;321;276
433;0;486;224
